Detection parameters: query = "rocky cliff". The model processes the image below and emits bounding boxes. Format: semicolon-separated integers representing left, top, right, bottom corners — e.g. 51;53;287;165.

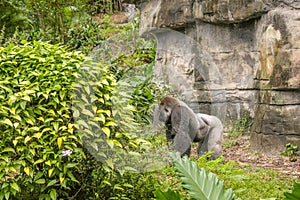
138;0;300;153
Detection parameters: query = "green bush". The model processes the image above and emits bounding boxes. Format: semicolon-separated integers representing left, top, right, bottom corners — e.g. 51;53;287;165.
0;37;163;199
0;40;86;199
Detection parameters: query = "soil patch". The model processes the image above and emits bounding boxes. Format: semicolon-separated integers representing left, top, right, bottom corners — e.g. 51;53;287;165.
223;136;300;180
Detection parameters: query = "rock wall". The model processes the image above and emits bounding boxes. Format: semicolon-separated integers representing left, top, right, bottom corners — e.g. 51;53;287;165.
138;0;300;153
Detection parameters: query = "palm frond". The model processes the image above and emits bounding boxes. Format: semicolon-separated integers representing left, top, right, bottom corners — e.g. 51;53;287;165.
170;152;237;200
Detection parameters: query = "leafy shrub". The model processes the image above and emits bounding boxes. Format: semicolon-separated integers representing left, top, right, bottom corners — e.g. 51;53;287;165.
66;17;104;54
281;143;299;162
0;36;163;199
0;40;86;199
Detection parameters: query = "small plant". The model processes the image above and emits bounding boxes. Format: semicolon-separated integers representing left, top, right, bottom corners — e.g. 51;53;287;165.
155;152;239;200
228;113;253;139
223;140;238;149
281;143;299;162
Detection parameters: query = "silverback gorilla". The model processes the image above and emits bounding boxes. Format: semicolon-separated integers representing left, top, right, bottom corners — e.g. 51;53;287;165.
158;96;223;159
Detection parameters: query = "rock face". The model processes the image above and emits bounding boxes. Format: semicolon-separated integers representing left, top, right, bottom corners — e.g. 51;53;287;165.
139;0;300;153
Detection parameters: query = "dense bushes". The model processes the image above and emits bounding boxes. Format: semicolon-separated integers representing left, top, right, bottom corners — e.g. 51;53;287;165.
0;0;124;52
0;34;162;199
0;41;86;199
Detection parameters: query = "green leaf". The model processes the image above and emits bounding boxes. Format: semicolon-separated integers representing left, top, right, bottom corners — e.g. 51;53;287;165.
24;136;31;144
67;171;79;183
50;189;57;200
10;182;20;192
73;109;80;118
0;85;12;93
12;115;22;121
34;159;45;165
21;95;31;101
155;188;183;200
82;109;94;117
53;122;59;131
284;182;300;200
4;191;9;200
20;101;26;110
0;172;5;179
102;127;110;138
77;120;89;129
33;132;43;139
35;179;46;184
105;121;118;126
24;90;36;95
2;147;15;153
170;152;237;200
1;119;13;127
47;180;58;187
28;127;40;132
2;182;9;189
66;163;77;168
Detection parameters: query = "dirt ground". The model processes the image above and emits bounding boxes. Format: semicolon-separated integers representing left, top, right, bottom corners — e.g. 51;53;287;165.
222;136;300;180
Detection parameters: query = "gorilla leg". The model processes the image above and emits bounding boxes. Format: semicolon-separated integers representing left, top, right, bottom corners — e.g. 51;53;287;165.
196;113;223;159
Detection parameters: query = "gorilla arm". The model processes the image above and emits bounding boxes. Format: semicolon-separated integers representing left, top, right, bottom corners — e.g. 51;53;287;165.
158;96;200;157
170;105;198;156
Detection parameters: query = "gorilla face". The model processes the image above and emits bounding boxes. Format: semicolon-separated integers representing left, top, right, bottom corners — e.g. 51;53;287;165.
158;105;172;122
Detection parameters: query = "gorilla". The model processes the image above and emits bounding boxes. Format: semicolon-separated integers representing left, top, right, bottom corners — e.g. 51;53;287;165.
158;96;223;159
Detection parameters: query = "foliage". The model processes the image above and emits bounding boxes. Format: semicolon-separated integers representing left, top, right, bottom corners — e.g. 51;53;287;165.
284;182;300;200
195;155;295;200
97;171;161;199
224;114;254;149
66;17;103;54
155;188;188;200
0;0;127;48
24;0;89;43
281;143;299;162
0;0;32;37
168;152;238;200
0;41;85;199
0;39;163;199
87;0;122;15
227;113;253;139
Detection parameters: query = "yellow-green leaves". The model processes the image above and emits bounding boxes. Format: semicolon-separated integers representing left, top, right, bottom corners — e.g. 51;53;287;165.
24;167;31;176
0;41;86;199
1;118;13;127
57;137;63;149
102;127;111;138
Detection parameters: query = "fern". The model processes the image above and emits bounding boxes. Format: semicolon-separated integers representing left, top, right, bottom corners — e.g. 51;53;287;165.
170;152;238;200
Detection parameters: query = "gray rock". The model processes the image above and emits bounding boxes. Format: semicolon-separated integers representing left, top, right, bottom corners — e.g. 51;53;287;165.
138;0;300;154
